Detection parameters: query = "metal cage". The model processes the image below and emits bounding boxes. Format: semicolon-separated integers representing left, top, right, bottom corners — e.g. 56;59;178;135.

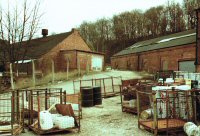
26;88;80;135
137;88;199;136
0;90;25;135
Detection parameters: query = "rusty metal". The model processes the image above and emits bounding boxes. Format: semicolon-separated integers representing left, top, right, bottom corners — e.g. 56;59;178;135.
120;79;139;114
27;88;80;135
0;90;25;135
73;76;121;98
137;87;200;136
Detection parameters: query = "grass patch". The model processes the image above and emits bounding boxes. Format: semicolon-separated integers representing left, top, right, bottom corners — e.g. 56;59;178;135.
15;70;101;89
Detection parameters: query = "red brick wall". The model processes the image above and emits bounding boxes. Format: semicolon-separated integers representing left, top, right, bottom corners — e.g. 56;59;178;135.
57;50;104;72
111;44;196;72
37;30;92;74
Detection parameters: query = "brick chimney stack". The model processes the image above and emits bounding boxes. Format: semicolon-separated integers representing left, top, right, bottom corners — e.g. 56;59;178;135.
42;29;48;37
71;28;79;34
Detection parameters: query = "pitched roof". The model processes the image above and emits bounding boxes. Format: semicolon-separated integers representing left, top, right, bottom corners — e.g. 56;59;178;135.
113;29;196;57
25;31;72;59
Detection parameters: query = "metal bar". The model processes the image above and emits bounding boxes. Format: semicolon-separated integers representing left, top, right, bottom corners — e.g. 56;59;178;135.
120;85;123;112
37;91;40;129
45;90;47;110
11;95;14;135
30;90;33;124
64;91;66;104
60;88;63;104
22;92;25;132
152;92;158;136
136;90;140;128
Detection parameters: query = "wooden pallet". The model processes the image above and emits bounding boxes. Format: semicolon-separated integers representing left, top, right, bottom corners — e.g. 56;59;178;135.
29;125;78;135
122;105;137;114
102;92;116;98
139;119;186;132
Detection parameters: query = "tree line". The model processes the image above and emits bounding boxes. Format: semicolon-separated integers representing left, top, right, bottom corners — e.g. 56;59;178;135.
78;0;200;63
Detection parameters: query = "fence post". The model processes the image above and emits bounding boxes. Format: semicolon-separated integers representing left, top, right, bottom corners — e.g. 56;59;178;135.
32;60;36;87
51;60;55;84
111;76;114;93
103;78;106;96
67;58;69;80
73;80;75;94
10;63;15;90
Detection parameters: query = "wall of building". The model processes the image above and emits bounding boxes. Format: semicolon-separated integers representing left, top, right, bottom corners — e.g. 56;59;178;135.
57;50;104;72
37;30;92;74
111;43;196;73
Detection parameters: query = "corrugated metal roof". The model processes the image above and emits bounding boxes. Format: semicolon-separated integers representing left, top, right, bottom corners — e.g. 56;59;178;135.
113;29;196;57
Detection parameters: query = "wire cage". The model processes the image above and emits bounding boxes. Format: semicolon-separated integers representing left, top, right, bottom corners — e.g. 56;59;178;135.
73;76;122;98
0;90;25;135
137;88;199;136
120;79;139;114
27;88;80;135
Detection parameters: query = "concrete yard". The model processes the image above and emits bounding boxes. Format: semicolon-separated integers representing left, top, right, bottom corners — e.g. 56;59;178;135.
20;70;153;136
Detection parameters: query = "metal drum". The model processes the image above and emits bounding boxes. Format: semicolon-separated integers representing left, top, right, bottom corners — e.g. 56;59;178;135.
81;87;94;107
93;86;102;105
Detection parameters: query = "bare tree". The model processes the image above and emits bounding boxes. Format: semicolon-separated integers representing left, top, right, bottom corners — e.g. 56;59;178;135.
0;0;42;66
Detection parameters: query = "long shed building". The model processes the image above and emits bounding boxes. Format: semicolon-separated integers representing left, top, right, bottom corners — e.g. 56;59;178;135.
111;29;197;73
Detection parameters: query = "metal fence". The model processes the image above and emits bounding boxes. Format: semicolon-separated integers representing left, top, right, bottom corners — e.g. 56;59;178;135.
73;76;122;97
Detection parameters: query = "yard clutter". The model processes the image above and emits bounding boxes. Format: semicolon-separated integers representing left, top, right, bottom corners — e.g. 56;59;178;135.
120;77;155;114
184;122;200;136
135;70;200;136
40;111;53;130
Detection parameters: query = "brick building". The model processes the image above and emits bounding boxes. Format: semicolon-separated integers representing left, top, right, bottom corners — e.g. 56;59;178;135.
111;8;200;73
16;29;104;74
111;29;197;73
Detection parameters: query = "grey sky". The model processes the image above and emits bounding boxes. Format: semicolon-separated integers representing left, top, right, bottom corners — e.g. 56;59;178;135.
1;0;184;35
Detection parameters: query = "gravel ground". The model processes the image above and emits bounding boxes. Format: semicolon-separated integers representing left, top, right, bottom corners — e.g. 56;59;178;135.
21;96;153;136
20;70;153;136
65;96;153;136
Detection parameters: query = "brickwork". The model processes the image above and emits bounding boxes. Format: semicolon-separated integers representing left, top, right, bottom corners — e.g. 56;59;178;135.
20;29;104;75
111;44;196;73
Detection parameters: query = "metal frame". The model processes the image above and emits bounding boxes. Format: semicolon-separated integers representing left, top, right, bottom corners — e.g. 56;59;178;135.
73;76;122;98
27;88;81;135
137;88;199;136
0;90;25;135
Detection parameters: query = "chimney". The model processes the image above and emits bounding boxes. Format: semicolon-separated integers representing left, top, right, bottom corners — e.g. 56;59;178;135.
42;29;48;37
71;28;79;34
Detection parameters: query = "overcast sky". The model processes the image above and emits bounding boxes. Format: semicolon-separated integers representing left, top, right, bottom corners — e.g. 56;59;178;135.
1;0;184;35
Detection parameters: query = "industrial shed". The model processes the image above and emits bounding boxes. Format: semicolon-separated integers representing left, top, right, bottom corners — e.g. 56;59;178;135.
111;29;197;73
15;29;104;75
